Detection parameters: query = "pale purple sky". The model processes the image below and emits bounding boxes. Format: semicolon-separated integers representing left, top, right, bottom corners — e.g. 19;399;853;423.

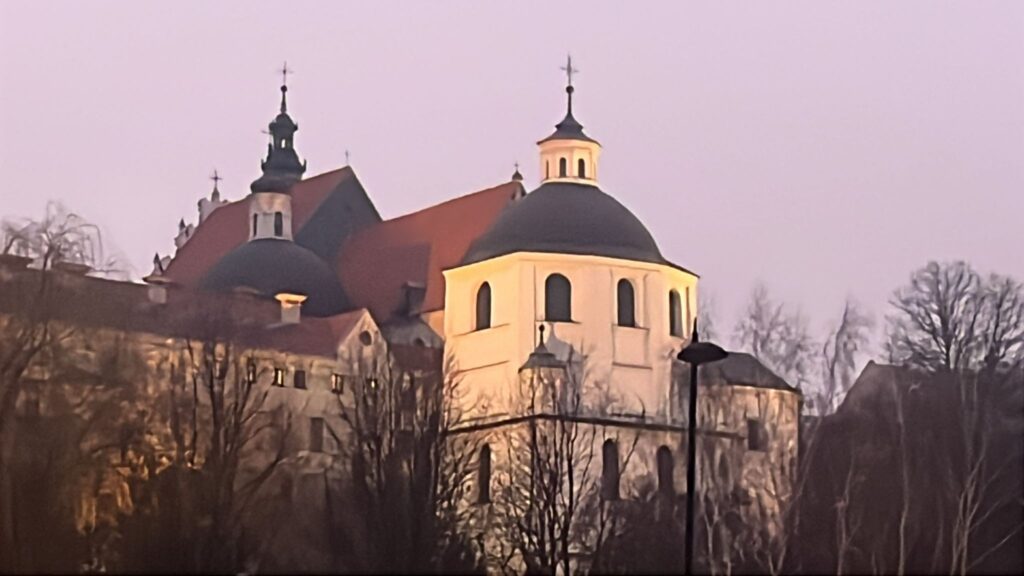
2;1;1022;344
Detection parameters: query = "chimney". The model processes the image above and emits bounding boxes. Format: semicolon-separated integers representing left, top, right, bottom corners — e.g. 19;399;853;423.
400;281;426;317
143;274;172;304
275;292;307;324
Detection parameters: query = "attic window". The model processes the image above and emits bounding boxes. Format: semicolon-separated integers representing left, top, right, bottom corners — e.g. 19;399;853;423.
359;331;373;346
274;212;283;237
578;158;586;178
559;157;567;177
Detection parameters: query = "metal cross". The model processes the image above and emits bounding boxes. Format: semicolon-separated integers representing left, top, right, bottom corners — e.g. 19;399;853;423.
560;54;578;87
280;62;293;87
209;169;222;188
514;161;520;171
345;149;350;165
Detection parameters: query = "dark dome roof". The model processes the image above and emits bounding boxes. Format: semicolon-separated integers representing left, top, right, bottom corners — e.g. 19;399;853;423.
200;239;348;317
462;182;666;266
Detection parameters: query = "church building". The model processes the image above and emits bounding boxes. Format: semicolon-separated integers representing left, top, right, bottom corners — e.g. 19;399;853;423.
159;62;699;420
147;59;800;571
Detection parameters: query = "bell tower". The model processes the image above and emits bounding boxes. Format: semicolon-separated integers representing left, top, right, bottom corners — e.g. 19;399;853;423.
248;63;307;241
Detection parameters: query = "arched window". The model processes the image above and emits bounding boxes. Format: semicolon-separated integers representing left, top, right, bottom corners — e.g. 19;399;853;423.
545;274;572;322
475;282;492;330
478;444;492;504
617;279;636;327
601;439;620;500
657;445;674;495
578;158;586;178
273;212;283;237
545;160;550;179
559;157;567;177
252;214;258;237
669;289;683;337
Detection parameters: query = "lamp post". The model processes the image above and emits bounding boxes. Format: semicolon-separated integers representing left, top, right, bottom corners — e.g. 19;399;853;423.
677;320;728;576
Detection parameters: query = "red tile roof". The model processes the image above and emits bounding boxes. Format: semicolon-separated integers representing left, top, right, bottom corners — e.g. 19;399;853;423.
163;164;520;323
163;167;354;286
259;309;367;357
338;181;521;321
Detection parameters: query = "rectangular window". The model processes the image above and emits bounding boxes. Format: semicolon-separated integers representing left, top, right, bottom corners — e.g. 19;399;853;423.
309;417;324;453
331;374;344;394
272;368;285;387
294;369;307;390
747;419;766;451
246;360;257;384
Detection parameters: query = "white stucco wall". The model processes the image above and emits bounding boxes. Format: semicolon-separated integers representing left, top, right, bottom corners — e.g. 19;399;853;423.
249;191;294;240
443;251;698;422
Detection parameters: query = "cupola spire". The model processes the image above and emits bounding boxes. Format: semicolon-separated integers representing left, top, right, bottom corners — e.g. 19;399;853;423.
537;55;602;185
250;62;307;194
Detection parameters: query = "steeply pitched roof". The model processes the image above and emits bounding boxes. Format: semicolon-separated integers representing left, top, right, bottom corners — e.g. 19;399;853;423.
164;167;380;286
338;181;522;321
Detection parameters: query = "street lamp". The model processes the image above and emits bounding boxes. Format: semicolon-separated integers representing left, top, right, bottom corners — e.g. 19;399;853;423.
677;319;728;576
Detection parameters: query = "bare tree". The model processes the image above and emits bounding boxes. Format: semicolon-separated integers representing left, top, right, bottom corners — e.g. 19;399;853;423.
0;204;123;572
734;283;816;389
886;261;983;373
485;352;643;575
815;300;873;415
2;201;125;277
326;351;482;573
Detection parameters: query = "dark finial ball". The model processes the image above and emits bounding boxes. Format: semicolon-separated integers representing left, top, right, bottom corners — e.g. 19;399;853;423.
566;85;575;94
281;85;288;93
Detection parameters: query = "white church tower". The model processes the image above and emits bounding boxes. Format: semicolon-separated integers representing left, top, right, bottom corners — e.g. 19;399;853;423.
443;57;698;423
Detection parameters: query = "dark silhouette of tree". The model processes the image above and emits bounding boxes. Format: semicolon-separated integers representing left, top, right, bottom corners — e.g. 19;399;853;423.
326;351;483;574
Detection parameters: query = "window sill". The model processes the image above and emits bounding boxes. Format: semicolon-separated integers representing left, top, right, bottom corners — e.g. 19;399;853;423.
613;324;648;332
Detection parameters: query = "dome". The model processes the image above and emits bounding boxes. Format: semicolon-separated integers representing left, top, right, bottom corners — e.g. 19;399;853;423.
200;239;349;316
462;182;666;266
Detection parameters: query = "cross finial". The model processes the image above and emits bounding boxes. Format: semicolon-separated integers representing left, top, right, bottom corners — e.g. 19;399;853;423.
280;62;293;88
560;54;578;88
209;169;222;190
345;149;350;165
278;62;293;113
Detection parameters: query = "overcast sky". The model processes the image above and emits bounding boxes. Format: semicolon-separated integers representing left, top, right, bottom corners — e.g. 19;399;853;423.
2;1;1022;346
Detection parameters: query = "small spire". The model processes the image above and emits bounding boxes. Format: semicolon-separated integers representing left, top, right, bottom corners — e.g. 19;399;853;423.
691;318;700;343
345;149;350;165
152;253;163;274
178;218;186;232
209;169;222;200
511;161;523;181
560;54;579;115
539;323;546;346
279;62;293;113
